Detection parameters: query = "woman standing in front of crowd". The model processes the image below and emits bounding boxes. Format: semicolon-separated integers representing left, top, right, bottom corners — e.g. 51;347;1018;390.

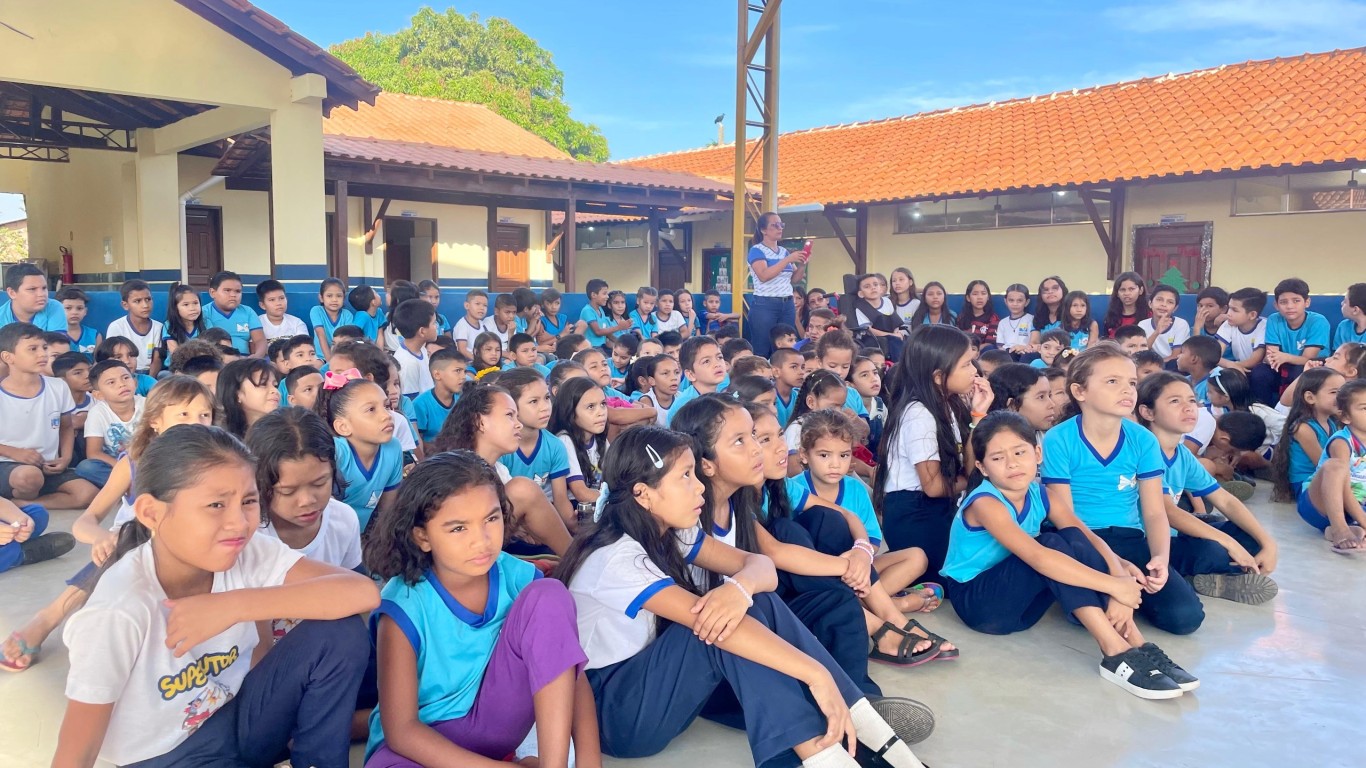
748;212;809;357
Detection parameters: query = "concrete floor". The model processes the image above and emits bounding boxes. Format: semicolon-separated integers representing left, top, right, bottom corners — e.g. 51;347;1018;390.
1;485;1362;768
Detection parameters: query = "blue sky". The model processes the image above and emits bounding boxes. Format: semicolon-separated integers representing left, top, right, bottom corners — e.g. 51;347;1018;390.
2;0;1362;221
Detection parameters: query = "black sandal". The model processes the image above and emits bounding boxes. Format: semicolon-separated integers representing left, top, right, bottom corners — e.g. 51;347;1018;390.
869;622;940;667
903;618;959;660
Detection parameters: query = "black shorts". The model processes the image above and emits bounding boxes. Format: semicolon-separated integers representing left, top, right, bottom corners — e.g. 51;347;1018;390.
0;461;84;499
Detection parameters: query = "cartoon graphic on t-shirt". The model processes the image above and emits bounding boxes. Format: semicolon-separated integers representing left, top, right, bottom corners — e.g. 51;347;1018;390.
104;423;133;458
181;679;232;732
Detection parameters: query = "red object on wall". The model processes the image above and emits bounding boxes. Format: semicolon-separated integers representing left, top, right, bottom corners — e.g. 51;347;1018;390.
60;246;75;284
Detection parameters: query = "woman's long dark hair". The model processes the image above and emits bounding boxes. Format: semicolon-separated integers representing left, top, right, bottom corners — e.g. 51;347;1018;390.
1102;271;1151;334
911;281;954;325
555;427;700;633
549;377;608;490
743;402;796;526
218;358;278;438
108;425;256;566
1271;367;1341;501
1061;291;1093;334
752;211;780;246
956;279;996;330
672;394;763;562
874;324;972;508
1032;275;1069;331
245;407;346;521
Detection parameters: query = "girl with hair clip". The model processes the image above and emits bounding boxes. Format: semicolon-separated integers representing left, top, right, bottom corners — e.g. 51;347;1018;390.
987;363;1058;440
1135;373;1279;604
1204;366;1276;473
889;268;920;325
955;280;999;348
1061;291;1099;351
1027;276;1069;348
634;354;683;427
469;331;505;377
783;369;852;476
497;368;576;529
943;412;1196;699
557;425;933;768
1043;344;1207;637
2;376;215;673
876;325;994;578
161;282;205;359
550;377;610;525
727;374;779;415
1271;367;1344;503
434;384;574;554
217;358;280;438
53;424;378;768
909;282;954;327
317;371;402;533
363;451;600;768
1101;271;1151;339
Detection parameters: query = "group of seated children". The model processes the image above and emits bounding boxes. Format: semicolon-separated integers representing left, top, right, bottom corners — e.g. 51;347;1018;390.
0;262;1362;766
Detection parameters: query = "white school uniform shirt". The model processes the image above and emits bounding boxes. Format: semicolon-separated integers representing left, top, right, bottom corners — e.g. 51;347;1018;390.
1138;316;1191;358
895;299;922;324
1183;407;1218;455
481;317;513;349
451;316;483;351
83;396;144;459
0;376;75;460
105;316;164;371
654;310;687;334
395;345;435;398
558;433;604;487
1215;318;1268;362
62;535;302;766
884;402;961;494
390;409;417;451
259;313;308;341
261;497;362;639
996;314;1035;348
567;529;704;669
854;296;896;328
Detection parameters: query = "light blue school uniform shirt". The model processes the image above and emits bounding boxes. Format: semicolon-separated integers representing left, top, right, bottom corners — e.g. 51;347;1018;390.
334;436;403;530
308;305;355;356
1333;318;1366;353
1029;357;1049;369
787;470;883;546
607;357;629;382
578;304;614;347
354;310;382;342
942;480;1050;582
1160;444;1220;507
500;360;552;377
366;554;540;760
1290;418;1338;486
0;298;67;331
1310;427;1366;497
629;309;657;339
68;325;100;358
843;385;868;417
1265;311;1331;357
435;312;451;335
135;373;156;397
1191;371;1214;406
412;389;457;443
1041;415;1165;531
542;312;568;336
203;303;261;355
668;384;707;423
498;429;571;502
775;387;798;428
1067;328;1090;351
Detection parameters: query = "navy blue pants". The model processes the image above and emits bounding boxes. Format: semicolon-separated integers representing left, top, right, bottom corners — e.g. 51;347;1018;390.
0;503;46;574
1249;362;1298;407
749;295;795;358
1169;520;1262;576
944;527;1108;635
883;490;956;577
127;617;369;768
588;592;864;768
1092;527;1205;636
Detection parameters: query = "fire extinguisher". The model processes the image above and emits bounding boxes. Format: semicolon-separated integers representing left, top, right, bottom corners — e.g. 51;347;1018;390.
60;246;75;284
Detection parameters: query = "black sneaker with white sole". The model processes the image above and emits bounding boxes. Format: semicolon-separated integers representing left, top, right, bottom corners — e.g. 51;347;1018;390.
1099;647;1183;700
19;532;75;566
1190;572;1278;604
1138;643;1199;691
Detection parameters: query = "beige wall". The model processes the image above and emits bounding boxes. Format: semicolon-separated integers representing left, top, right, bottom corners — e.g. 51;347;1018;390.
19;149;132;275
352;202;552;285
180;156;272;277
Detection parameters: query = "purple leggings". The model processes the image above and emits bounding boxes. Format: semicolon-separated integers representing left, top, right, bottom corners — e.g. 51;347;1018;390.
365;578;587;767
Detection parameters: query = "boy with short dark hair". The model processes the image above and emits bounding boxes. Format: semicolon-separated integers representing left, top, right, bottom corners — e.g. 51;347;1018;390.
94;337;156;396
75;359;143;488
702;289;739;334
505;333;550;376
976;348;1014;377
1177;335;1224;405
284;365;324;410
1139;283;1191;362
1334;282;1366;353
256;279;307;341
1113;325;1149;354
182;355;224;394
452;289;488;356
721;337;753;364
769;346;807;428
392;298;438;398
41;333;71;375
730;354;772;380
1263;277;1330;396
1193;286;1229;338
1217;287;1269;374
796;308;837;350
769;323;798;350
482;293;518;349
413;348;466;444
0;323;97;509
104;279;163;376
553;333;590;364
52;352;93;432
54;286;100;358
0;263;65;331
576;279;629;349
1133;349;1166;381
656;330;682;359
801;347;820;376
202;271;265;358
348;285;383;343
331;325;365;347
672;336;727;411
270;335;320;376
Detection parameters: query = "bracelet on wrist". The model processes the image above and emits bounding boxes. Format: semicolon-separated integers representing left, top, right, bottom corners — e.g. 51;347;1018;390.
722;575;754;607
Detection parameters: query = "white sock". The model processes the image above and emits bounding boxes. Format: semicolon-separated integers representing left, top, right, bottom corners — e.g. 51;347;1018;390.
802;743;859;768
849;698;925;768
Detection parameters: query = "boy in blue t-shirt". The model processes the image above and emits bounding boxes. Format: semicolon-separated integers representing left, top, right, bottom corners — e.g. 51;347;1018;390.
501;333;551;377
0;264;67;332
54;287;101;359
1333;283;1366;353
349;286;383;343
576;279;628;349
1261;277;1330;401
412;348;465;443
202;271;264;357
628;287;658;339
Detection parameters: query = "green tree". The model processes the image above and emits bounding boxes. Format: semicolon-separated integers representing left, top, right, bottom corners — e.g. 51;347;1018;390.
331;7;609;162
0;226;27;262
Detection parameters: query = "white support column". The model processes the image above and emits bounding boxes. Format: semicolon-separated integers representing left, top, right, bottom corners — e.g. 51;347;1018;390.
269;76;328;274
133;128;181;278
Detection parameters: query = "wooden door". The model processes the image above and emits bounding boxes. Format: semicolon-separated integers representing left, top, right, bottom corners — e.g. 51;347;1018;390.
1133;223;1212;293
659;250;688;291
492;223;530;291
383;217;413;284
185;207;222;289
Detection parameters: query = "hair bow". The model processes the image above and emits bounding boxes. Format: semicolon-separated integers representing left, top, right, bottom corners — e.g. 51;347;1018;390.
1208;366;1229;395
322;368;362;391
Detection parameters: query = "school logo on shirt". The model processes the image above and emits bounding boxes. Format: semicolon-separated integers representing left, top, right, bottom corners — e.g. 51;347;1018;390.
158;646;240;701
533;472;548;487
236;323;250;333
1117;475;1137;491
367;491;381;509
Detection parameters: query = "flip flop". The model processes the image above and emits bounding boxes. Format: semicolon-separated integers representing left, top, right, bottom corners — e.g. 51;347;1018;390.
903;618;959;660
0;632;39;673
868;622;940;667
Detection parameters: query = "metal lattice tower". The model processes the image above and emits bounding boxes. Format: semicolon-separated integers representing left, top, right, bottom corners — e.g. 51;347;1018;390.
731;0;781;333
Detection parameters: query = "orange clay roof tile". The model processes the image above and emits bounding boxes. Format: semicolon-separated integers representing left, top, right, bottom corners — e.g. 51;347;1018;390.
323;93;570;160
619;49;1366;206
